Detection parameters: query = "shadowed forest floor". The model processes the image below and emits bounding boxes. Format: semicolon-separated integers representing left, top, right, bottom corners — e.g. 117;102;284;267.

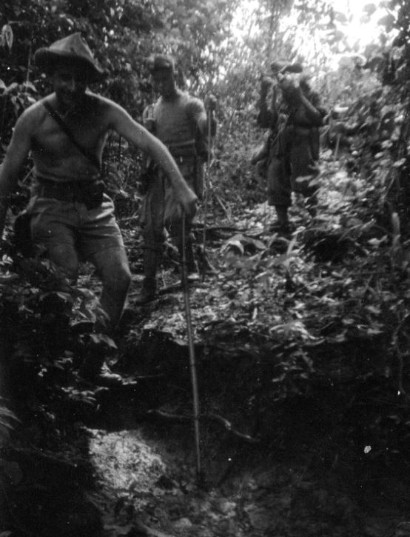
2;159;410;537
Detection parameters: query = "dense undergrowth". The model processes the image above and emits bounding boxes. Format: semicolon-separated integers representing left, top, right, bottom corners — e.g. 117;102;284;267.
2;78;410;533
1;2;410;533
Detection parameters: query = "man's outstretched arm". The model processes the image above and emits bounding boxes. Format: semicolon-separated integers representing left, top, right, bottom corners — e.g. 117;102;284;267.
109;102;197;218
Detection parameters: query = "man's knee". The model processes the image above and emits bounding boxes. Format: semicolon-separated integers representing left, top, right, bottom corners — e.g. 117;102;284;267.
267;160;291;206
47;244;79;281
104;262;131;293
92;248;131;292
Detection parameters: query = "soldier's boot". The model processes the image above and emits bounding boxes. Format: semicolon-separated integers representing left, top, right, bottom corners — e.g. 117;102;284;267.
78;344;122;387
135;277;157;305
270;205;291;233
134;249;159;305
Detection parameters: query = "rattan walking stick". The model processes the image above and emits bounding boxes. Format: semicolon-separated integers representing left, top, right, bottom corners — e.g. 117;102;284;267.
181;214;203;483
202;109;213;252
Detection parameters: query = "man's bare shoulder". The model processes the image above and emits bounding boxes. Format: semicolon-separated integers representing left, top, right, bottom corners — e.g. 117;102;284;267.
86;91;131;125
87;91;122;112
21;97;48;116
14;96;50;131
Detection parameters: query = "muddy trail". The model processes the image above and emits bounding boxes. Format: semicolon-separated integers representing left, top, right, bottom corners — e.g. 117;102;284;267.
2;188;410;537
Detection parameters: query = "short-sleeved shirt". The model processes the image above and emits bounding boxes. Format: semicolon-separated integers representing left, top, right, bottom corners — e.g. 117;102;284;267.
147;90;206;149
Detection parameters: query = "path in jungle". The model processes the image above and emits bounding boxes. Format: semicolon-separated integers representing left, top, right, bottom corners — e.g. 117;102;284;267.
4;170;410;537
80;194;410;537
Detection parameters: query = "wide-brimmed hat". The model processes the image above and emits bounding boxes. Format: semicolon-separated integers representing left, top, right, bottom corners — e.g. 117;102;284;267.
147;54;175;74
34;33;105;82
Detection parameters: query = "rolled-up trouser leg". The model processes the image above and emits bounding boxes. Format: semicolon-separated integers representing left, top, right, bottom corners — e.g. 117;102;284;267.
163;159;200;274
132;245;163;304
137;174;167;303
267;157;292;208
265;155;292;230
289;138;320;217
142;246;161;290
289;136;319;198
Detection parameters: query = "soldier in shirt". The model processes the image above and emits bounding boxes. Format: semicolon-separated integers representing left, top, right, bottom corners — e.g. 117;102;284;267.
136;54;216;304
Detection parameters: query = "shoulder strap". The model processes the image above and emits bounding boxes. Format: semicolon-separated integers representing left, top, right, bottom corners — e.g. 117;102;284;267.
43;101;101;171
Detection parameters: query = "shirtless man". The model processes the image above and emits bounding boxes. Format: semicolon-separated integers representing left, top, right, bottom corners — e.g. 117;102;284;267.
0;34;197;381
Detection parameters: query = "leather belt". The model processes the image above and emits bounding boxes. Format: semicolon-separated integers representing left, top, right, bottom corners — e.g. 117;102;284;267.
35;177;104;209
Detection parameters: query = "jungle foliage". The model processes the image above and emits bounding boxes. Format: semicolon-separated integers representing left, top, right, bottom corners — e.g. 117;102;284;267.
2;0;410;534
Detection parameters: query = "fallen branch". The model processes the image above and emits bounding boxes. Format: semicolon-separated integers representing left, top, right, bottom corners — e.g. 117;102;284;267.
192;223;241;232
129;278;206;300
146;409;260;444
118;214;140;223
133;520;175;537
207;412;260;444
214;193;232;221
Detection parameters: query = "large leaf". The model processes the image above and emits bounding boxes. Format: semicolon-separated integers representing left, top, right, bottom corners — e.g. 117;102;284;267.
2;24;13;49
222;233;266;255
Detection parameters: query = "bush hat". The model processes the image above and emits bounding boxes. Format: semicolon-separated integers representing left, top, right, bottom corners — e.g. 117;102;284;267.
34;33;105;82
147;54;175;73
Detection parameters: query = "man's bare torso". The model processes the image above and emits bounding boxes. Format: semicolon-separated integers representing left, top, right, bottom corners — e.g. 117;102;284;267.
30;91;111;183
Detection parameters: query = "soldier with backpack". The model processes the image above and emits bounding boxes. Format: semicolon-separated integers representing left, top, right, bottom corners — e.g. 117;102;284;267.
253;62;327;233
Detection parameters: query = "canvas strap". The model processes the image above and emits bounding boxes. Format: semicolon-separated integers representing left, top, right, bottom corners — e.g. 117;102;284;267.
43;101;101;171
